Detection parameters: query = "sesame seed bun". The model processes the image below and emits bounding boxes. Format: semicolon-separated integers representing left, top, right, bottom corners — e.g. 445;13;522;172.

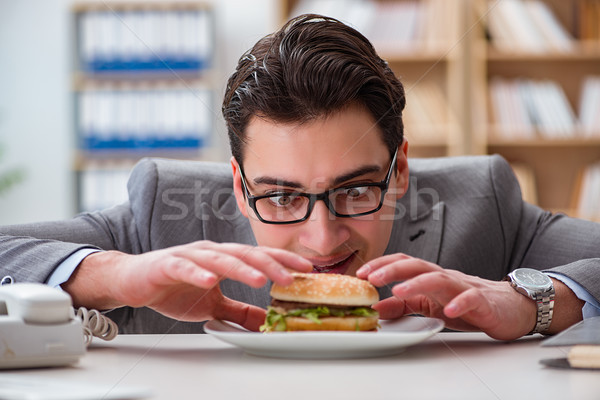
270;273;379;306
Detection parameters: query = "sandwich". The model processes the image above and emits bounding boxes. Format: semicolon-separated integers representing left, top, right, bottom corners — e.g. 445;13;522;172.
260;272;379;332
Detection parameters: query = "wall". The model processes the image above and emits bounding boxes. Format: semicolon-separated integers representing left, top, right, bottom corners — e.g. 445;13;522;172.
0;0;279;224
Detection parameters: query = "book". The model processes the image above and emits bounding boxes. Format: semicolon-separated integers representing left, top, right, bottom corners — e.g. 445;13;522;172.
485;0;574;53
79;160;132;212
490;78;578;140
541;316;600;369
77;87;211;152
568;345;600;369
524;1;574;52
403;80;454;142
579;76;600;137
77;7;213;73
289;0;456;55
575;162;600;221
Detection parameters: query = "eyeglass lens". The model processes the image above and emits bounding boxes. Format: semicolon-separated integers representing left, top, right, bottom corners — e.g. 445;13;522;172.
254;185;383;222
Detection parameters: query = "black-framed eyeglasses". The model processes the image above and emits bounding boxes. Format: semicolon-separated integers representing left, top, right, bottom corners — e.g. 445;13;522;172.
239;149;398;225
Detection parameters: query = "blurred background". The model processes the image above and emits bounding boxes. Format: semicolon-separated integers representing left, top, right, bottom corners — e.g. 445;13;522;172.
0;0;599;225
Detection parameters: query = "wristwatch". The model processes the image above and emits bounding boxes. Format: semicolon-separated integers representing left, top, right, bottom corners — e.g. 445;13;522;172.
504;268;555;334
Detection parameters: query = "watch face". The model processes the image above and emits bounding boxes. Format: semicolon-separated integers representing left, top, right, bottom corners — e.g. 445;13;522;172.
513;268;552;290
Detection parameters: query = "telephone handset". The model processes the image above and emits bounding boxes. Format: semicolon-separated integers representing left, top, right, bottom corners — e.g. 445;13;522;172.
0;283;118;369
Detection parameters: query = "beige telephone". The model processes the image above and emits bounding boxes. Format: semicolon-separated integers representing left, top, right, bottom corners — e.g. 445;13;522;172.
0;283;117;369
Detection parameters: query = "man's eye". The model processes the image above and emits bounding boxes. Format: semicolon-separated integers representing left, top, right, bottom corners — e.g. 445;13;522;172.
343;186;369;198
268;195;294;206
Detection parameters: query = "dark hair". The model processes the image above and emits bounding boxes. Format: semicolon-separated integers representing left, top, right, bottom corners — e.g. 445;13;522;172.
222;14;405;166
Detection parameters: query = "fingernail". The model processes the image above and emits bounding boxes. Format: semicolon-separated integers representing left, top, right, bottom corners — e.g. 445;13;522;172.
357;264;371;275
250;269;265;279
372;269;384;280
445;302;458;315
278;268;292;278
201;271;216;281
393;281;408;294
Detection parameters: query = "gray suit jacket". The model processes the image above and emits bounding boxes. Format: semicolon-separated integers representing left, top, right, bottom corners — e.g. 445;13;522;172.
1;155;599;333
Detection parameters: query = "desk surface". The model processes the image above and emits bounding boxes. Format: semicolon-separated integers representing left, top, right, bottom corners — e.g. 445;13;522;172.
13;332;600;400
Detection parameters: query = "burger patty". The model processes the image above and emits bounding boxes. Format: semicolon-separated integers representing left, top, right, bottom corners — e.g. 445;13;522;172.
270;299;365;312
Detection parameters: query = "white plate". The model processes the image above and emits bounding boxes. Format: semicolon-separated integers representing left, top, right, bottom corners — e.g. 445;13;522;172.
204;316;444;359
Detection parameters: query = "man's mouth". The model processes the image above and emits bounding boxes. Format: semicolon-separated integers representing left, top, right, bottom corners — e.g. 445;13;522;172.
311;252;357;274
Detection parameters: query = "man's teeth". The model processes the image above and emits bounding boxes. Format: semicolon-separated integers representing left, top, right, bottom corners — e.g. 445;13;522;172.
314;260;342;269
315;261;338;268
313;256;351;272
313;265;336;272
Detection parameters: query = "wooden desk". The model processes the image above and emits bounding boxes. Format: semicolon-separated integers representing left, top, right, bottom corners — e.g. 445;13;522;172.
12;332;600;399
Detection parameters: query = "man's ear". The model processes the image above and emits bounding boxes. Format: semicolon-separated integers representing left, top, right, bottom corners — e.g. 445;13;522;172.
230;157;250;219
395;139;410;199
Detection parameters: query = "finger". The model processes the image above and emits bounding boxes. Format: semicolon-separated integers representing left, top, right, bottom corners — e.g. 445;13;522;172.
260;247;313;273
212;247;299;286
391;271;467;303
198;241;311;272
372;297;407;319
177;249;270;288
214;297;267;332
366;258;442;287
152;257;220;289
355;253;412;278
375;294;443;320
197;243;311;285
444;287;490;320
246;247;312;286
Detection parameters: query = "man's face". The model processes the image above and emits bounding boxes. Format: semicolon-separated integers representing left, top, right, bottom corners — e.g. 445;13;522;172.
231;104;409;276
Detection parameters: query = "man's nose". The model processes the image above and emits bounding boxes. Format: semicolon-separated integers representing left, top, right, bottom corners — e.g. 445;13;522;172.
297;200;350;255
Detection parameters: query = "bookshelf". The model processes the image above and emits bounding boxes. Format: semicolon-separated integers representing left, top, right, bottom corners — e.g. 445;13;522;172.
71;1;217;212
280;0;600;221
281;0;470;158
470;0;600;220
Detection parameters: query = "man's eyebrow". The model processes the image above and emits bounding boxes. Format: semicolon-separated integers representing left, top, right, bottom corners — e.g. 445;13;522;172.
332;165;382;186
251;164;382;189
252;176;303;188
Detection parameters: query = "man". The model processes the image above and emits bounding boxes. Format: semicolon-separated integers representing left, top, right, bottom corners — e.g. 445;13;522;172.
1;15;599;339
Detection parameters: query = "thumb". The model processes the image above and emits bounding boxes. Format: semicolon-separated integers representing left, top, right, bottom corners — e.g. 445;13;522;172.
213;297;267;332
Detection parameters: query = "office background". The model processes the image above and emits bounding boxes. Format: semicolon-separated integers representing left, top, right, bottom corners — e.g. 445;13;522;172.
0;0;599;225
0;0;279;224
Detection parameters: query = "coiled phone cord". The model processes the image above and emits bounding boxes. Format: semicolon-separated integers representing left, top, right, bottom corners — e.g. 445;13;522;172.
74;307;119;346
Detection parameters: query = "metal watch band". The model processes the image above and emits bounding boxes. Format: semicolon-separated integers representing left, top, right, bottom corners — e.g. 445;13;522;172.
532;290;555;334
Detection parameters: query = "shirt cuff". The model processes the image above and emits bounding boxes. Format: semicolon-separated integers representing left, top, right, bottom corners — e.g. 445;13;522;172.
46;248;101;289
545;272;600;319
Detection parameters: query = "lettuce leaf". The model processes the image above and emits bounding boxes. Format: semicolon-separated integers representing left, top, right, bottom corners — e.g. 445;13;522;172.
259;305;378;332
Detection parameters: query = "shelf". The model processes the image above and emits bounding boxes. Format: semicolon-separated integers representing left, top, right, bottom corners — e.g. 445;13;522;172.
71;74;214;92
72;71;214;86
73;150;203;168
71;1;218;212
380;52;451;63
487;45;600;62
405;137;449;147
470;0;600;221
487;137;600;147
71;2;211;12
283;1;600;218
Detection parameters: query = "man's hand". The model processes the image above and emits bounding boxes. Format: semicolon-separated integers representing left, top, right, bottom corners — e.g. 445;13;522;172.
356;253;584;340
62;241;313;331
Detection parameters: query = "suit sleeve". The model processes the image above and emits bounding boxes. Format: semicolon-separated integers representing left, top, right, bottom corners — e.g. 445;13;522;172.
0;159;158;284
489;155;600;302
